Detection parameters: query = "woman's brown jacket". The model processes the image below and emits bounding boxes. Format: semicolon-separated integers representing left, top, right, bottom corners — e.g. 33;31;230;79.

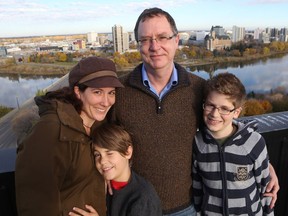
15;97;106;216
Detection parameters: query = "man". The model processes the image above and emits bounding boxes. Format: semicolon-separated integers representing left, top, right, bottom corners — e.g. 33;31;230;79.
112;7;279;216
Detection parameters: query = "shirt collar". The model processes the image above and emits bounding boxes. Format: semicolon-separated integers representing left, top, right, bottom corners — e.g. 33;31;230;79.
142;64;178;88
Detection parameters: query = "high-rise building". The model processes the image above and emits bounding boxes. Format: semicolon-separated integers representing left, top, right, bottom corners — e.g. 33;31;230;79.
0;47;7;57
196;31;209;41
265;28;271;35
72;40;86;50
128;32;136;42
232;25;245;43
279;28;288;42
271;28;279;38
211;26;225;36
204;27;231;51
259;32;270;44
123;32;129;51
87;32;99;44
254;28;263;40
112;25;129;53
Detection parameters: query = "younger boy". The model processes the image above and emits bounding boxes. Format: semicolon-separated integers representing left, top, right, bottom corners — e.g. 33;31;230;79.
192;72;274;215
69;123;162;216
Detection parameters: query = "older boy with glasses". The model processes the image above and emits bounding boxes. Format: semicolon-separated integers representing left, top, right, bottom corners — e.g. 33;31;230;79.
193;72;274;215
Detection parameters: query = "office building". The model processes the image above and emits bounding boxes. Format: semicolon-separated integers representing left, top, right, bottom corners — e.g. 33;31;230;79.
112;25;129;53
87;32;99;44
0;47;7;57
205;26;231;51
232;25;245;43
211;26;225;36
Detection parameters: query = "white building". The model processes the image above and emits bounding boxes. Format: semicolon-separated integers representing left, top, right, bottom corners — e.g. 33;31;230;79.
87;32;98;43
87;32;99;44
232;25;245;43
254;28;263;40
196;31;209;41
123;32;129;52
259;32;270;44
0;47;7;57
112;25;129;53
178;32;190;45
128;32;136;42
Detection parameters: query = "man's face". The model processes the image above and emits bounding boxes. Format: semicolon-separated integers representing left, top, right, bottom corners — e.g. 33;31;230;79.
137;15;179;72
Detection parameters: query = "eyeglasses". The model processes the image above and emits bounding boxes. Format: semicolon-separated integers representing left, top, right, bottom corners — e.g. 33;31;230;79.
138;34;177;46
203;103;236;115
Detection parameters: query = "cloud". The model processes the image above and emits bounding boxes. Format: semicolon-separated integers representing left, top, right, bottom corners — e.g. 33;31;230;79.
248;0;288;4
0;0;198;23
125;0;197;12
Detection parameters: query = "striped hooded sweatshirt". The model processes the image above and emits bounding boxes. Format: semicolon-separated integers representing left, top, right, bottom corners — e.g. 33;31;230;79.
192;120;274;216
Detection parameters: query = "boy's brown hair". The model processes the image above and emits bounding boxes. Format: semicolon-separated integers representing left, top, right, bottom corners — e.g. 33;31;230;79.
92;123;133;157
204;72;246;108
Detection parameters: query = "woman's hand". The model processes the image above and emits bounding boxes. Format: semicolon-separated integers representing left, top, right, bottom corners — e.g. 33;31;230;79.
68;205;99;216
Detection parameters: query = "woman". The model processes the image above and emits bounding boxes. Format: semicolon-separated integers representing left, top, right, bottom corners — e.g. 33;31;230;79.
15;56;124;216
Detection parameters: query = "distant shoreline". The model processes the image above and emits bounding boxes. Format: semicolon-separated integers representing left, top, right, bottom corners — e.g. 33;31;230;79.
0;52;287;76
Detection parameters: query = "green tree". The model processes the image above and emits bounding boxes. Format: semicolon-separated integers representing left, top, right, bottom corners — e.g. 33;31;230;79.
0;105;13;118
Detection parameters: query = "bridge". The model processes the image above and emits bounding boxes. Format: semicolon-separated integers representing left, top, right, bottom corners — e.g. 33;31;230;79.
0;74;287;215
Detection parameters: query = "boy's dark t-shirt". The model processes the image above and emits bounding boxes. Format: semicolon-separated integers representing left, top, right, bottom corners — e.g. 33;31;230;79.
107;170;162;216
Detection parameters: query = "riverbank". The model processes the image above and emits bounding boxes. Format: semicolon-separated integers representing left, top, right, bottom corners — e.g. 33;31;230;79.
0;51;287;76
0;62;72;75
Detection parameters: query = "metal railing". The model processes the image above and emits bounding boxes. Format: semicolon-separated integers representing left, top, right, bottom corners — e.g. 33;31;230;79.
1;83;287;215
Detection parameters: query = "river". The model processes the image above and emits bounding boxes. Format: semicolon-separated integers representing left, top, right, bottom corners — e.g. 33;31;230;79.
187;53;288;93
1;54;288;108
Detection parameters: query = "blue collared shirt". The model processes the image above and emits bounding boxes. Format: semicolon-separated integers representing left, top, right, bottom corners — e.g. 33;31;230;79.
142;64;178;100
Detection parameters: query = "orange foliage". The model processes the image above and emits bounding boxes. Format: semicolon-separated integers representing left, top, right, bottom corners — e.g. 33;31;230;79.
244;99;265;116
260;100;273;113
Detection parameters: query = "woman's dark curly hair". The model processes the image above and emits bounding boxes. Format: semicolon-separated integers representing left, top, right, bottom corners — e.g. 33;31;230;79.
45;84;88;114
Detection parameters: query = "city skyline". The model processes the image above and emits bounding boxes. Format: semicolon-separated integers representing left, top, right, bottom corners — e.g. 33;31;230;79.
0;0;288;38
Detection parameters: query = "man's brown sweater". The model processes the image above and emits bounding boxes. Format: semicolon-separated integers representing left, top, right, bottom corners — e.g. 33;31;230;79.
112;63;205;214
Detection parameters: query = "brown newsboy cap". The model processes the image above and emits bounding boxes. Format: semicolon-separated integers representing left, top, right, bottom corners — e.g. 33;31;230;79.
69;56;124;88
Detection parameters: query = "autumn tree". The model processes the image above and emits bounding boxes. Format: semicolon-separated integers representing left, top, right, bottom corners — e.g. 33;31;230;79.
113;52;129;68
277;42;285;51
270;97;288;112
231;49;241;57
261;47;270;55
244;99;266;116
123;51;141;64
269;41;282;52
174;49;182;60
66;53;74;62
4;57;16;66
203;50;213;58
39;53;55;63
56;52;67;62
260;100;273;113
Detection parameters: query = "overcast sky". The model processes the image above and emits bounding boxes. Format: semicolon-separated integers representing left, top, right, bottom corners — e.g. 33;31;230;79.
0;0;287;37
